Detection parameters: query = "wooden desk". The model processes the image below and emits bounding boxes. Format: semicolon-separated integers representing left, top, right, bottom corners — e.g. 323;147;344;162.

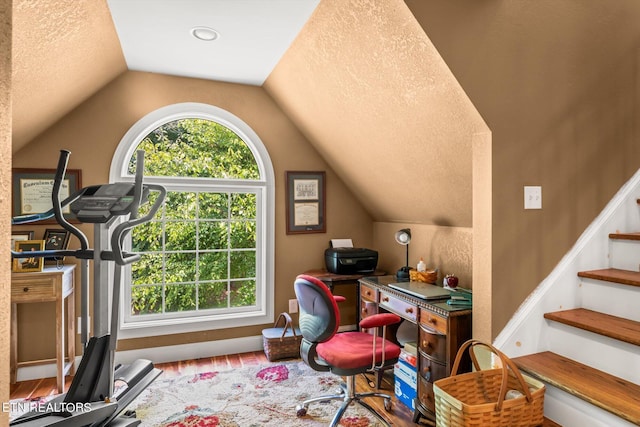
11;265;76;393
303;269;385;326
359;275;472;423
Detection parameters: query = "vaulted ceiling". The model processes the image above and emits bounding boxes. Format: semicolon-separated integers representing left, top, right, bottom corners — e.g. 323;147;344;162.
12;0;319;151
11;0;487;227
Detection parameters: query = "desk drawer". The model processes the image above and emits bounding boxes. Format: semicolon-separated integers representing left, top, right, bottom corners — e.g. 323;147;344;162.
360;283;377;302
419;325;447;361
360;299;378;320
419;309;447;335
418;375;436;414
379;290;417;322
11;278;56;302
419;353;446;383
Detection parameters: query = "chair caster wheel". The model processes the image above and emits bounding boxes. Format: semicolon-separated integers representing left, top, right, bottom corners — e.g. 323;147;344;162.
384;398;392;412
296;405;307;417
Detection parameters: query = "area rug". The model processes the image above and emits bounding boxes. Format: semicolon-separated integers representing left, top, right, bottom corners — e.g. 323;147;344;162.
10;360;389;426
128;360;386;427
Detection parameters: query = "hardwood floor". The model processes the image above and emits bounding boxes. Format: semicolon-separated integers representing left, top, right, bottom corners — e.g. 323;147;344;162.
10;351;560;426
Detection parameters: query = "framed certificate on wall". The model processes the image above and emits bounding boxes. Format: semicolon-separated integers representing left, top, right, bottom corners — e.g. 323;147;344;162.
286;171;326;234
12;168;82;223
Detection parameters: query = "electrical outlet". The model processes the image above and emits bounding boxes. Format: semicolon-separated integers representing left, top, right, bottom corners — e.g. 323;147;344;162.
524;186;542;209
288;299;298;313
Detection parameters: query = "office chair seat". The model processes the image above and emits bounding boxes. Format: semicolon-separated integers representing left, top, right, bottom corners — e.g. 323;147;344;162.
294;274;401;427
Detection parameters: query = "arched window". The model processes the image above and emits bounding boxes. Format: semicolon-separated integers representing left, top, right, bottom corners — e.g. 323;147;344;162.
110;103;275;338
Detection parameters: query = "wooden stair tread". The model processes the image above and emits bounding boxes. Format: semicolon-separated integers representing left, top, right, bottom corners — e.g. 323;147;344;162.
609;231;640;241
544;308;640;346
512;351;640;425
578;268;640;287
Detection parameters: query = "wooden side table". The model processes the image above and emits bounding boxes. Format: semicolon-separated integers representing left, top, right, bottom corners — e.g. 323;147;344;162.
11;265;76;393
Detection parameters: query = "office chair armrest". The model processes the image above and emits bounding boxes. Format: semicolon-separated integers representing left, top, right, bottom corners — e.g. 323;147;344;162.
359;313;401;329
334;295;346;303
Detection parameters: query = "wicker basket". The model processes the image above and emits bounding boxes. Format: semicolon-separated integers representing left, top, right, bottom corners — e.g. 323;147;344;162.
262;312;303;362
433;340;545;427
409;268;438;283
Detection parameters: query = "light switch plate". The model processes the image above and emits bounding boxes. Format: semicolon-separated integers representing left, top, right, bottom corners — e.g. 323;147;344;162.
524;186;542;209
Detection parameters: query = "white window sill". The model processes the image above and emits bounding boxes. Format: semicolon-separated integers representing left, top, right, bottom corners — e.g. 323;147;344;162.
118;309;273;339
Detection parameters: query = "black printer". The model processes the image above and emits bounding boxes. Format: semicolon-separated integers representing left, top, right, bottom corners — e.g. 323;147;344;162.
324;247;378;274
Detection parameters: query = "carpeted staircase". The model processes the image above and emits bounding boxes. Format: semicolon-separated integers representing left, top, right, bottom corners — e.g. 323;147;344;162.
511;200;640;426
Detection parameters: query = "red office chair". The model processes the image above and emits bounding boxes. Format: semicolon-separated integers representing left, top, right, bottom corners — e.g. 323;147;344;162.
293;274;402;427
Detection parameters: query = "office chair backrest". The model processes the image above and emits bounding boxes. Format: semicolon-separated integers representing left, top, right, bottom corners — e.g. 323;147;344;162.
294;274;340;343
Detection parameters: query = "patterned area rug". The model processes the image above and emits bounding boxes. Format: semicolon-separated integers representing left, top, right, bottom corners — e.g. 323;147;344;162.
128;359;387;426
9;361;389;426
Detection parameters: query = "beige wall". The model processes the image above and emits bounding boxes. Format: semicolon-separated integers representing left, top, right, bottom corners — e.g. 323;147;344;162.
12;71;374;358
1;0;11;420
373;222;472;288
406;0;640;337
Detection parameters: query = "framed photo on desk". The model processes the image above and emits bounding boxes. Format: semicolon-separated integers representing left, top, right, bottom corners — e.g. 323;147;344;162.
286;171;326;234
12;240;45;272
44;229;71;265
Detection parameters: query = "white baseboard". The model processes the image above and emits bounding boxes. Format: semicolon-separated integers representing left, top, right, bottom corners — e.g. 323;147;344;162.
16;335;263;383
16;324;358;383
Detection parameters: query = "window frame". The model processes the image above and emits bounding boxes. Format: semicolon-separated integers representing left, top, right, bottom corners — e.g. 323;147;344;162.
109;103;275;339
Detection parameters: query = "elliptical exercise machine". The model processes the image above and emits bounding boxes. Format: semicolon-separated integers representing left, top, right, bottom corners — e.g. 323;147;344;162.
11;149;166;427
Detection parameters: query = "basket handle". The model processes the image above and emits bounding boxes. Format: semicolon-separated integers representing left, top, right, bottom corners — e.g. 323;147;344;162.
450;339;534;411
273;312;297;341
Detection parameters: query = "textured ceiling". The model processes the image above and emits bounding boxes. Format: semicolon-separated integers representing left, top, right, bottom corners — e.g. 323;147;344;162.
264;0;487;226
11;0;486;227
11;0;318;152
12;0;126;151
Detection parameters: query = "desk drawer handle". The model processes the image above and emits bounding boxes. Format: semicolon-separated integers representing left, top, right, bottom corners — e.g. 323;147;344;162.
382;297;389;302
23;287;29;293
405;307;414;314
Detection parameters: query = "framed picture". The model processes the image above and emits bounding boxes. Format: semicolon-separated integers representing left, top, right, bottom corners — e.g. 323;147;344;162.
43;229;71;264
12;240;45;273
12;168;82;224
11;230;34;252
286;171;326;234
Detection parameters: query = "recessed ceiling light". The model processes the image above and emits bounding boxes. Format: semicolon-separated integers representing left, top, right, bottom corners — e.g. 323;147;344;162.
191;26;219;41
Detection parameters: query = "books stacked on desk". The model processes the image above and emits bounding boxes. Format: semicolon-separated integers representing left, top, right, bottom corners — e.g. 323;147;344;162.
446;288;472;307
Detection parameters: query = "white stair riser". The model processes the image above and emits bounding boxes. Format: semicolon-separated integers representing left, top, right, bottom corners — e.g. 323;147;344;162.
609;239;640;271
546;322;640;384
577;277;640;322
544;384;638;427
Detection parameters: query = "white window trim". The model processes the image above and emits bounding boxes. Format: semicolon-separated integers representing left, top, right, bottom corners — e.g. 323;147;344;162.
110;103;275;339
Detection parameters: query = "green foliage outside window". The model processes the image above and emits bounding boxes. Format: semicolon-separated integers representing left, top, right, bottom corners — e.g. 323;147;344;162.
129;119;260;316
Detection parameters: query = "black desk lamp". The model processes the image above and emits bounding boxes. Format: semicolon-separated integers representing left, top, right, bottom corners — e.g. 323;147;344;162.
395;228;411;279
